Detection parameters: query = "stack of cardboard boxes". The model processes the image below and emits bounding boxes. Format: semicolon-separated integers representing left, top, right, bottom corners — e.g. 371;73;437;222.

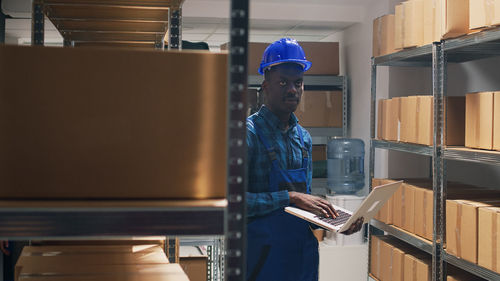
465;92;500;151
377;96;465;146
370;236;486;281
373;178;500;274
370;236;431;281
373;0;488;57
15;244;190;281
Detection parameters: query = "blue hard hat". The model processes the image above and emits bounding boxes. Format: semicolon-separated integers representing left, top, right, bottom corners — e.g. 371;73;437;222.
258;38;312;75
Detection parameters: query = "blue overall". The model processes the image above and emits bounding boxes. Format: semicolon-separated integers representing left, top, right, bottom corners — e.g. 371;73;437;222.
246;124;319;281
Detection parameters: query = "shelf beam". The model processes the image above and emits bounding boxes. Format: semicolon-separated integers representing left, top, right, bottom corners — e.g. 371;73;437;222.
444;147;500;166
370;220;433;254
445;253;500;280
0;200;226;239
248;75;345;89
372;139;433;156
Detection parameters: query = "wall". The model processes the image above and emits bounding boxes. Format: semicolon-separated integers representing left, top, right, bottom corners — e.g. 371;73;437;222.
340;0;394;193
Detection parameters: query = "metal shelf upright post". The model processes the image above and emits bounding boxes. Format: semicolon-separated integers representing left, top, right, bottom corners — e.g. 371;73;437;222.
432;41;446;281
225;0;249;280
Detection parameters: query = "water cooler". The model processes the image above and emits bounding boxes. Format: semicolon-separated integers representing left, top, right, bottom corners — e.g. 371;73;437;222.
319;138;368;281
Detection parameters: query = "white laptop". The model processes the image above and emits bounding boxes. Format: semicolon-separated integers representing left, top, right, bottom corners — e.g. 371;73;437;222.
285;181;403;232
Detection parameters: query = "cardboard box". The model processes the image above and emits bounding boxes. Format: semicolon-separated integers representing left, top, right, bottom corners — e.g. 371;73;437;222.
370;236;382;280
494;0;500;25
423;0;436;45
21;245;164;256
447;273;485;281
401;96;418;143
378;237;407;281
312;145;327;178
392;181;405;228
312;145;327;161
373;179;395;224
379;238;393;281
18;264;189;281
31;238;166;249
417;96;434;146
466;92;494;150
478;206;500;272
411;96;465;146
404;253;431;281
494;92;500;151
299;42;340;75
16;252;169;281
222;42;340;75
385;98;401;141
377;99;386;140
437;0;470;39
0;45;227;199
404;0;425;48
179;256;208;281
469;0;496;29
414;187;434;240
395;4;405;50
373;14;395;57
402;183;416;233
294;91;342;127
446;199;500;263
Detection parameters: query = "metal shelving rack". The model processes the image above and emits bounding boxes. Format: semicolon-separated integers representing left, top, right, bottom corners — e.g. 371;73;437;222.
0;1;249;281
369;27;500;281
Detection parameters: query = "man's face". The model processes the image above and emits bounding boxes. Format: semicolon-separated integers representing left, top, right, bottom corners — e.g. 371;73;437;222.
263;63;304;116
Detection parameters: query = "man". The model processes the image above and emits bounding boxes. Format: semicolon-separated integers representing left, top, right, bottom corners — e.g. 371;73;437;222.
246;38;362;281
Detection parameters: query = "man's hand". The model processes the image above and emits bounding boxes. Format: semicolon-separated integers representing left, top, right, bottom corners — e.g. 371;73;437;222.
341;217;364;235
0;240;10;256
289;192;339;218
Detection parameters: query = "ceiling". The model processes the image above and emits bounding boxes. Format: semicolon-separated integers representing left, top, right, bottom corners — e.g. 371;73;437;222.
2;0;373;49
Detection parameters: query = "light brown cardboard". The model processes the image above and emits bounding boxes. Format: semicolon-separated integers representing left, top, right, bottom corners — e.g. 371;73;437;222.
465;92;494;150
393;181;404;228
299;42;340;75
494;92;500;151
423;0;436;45
370;236;382;279
379;239;393;281
414;186;434;241
493;0;500;25
294;91;342;127
438;0;470;39
404;0;425;48
446;199;500;263
18;264;189;281
401;96;418;143
417;96;434;146
373;179;395;224
0;45;227;199
403;252;432;281
373;15;396;57
386;98;401;141
469;0;495;29
402;183;416;233
395;4;405;50
478;206;500;272
179;256;208;281
377;99;385;140
312;145;327;162
383;99;393;140
222;42;340;75
21;245;164;256
16;252;169;281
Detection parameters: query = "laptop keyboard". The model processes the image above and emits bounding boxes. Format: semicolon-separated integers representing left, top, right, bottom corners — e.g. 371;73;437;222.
315;209;352;227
